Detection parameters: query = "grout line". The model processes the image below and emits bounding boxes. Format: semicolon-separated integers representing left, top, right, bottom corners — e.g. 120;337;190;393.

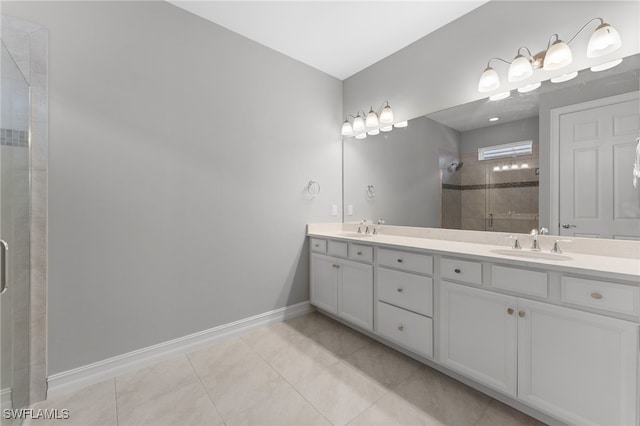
473;397;494;425
185;354;227;426
112;378;119;426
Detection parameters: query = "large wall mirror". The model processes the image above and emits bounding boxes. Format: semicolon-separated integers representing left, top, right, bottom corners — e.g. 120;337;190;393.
343;54;640;238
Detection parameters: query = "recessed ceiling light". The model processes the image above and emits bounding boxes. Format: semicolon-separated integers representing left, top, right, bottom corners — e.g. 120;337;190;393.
489;117;500;122
489;91;511;101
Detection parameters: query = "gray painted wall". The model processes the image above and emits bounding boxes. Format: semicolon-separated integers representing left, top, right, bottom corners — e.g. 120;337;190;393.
461;116;539;154
343;117;460;227
4;1;343;374
344;1;640;123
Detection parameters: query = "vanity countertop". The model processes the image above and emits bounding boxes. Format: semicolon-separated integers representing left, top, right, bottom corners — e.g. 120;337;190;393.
307;224;640;282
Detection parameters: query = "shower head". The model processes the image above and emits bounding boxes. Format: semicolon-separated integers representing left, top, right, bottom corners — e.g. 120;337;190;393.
450;162;464;171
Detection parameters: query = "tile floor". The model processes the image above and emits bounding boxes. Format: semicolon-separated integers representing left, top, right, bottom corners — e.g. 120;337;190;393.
24;312;546;426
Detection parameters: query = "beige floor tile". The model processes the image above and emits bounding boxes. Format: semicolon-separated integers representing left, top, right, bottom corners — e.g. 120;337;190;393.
344;340;422;389
283;312;338;337
187;337;255;379
348;390;437;426
266;335;341;386
115;355;201;416
118;381;223;426
23;380;117;426
195;348;291;420
226;382;330;426
295;361;387;425
475;400;547;426
241;321;307;360
310;323;372;358
391;367;491;426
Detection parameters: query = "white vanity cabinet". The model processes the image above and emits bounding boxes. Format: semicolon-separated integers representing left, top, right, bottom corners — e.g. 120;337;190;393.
375;249;434;358
310;240;373;331
440;276;639;426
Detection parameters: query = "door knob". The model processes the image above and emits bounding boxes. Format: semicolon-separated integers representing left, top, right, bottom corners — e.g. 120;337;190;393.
561;224;576;229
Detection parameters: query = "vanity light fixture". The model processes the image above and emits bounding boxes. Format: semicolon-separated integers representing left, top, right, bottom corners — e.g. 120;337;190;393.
355;132;367;140
590;58;623;72
550;71;578;83
478;17;622;94
394;120;408;128
341;101;400;138
489;117;500;122
517;82;541;93
489;91;511;101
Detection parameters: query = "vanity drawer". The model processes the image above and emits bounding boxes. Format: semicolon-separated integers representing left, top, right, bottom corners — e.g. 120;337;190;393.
440;258;482;285
491;265;548;298
376;301;433;358
349;243;373;263
378;249;433;275
310;238;326;253
327;240;348;258
561;276;639;316
378;268;432;316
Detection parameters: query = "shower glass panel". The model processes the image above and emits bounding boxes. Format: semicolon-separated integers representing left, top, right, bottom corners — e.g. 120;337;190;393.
0;40;31;415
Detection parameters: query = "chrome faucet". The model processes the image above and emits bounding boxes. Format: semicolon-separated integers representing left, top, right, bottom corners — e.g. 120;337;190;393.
530;229;541;251
507;235;521;250
373;219;385;235
357;220;366;234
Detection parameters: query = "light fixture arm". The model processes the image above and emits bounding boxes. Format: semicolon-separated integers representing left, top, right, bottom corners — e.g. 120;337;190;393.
567;17;604;45
516;46;534;59
487;57;511;67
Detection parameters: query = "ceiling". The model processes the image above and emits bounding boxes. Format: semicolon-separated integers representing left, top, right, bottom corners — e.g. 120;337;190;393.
167;1;488;80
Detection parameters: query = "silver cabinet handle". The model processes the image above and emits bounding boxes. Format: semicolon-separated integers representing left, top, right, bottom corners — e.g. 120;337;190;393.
0;240;8;295
561;224;576;229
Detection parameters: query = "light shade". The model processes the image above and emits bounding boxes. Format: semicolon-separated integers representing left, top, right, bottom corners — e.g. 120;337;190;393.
587;23;622;58
517;81;541;93
352;114;365;132
543;40;572;71
355;133;367;140
550;71;578;83
367;129;380;136
380;125;393;132
590;58;623;72
380;104;394;123
508;55;533;82
365;108;379;128
489;91;511;101
394;121;408;128
478;66;500;92
341;120;353;136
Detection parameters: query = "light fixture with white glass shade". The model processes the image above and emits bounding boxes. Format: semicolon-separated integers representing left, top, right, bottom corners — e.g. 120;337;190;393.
489;91;511;101
517;82;541;93
478;17;622;95
341;101;407;139
394;121;408;128
550;71;578;83
508;47;534;82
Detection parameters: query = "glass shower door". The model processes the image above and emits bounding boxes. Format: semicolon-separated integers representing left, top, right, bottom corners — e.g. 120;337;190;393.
1;40;31;417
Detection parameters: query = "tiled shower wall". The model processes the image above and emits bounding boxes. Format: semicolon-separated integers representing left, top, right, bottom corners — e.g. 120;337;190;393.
442;144;539;234
1;15;48;404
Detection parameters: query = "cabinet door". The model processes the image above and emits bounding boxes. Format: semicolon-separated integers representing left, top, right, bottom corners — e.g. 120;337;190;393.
339;260;373;330
440;281;518;396
310;254;338;314
518;299;639;426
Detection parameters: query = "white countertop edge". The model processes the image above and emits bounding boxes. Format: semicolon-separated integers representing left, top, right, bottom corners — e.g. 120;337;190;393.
307;227;640;283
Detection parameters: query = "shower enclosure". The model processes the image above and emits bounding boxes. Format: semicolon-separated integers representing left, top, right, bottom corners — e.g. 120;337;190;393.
1;38;32;415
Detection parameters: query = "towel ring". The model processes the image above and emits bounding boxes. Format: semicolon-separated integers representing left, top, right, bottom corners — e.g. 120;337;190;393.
307;180;321;197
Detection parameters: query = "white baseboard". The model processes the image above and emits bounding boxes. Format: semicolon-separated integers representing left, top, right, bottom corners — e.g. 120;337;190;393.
47;301;312;399
1;387;12;407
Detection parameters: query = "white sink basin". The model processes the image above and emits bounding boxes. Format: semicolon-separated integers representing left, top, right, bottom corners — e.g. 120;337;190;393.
339;232;373;238
490;249;572;261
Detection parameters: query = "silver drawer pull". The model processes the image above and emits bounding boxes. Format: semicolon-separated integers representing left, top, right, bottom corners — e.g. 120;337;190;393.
591;292;603;300
314;244;320;248
332;264;341;269
357;251;363;255
397;287;403;293
0;240;7;295
397;324;404;331
454;268;461;274
397;258;404;263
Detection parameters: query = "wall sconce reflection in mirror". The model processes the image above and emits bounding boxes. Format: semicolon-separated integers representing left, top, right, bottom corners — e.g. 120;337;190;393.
479;17;623;97
341;101;408;139
366;185;376;199
306;180;321;198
